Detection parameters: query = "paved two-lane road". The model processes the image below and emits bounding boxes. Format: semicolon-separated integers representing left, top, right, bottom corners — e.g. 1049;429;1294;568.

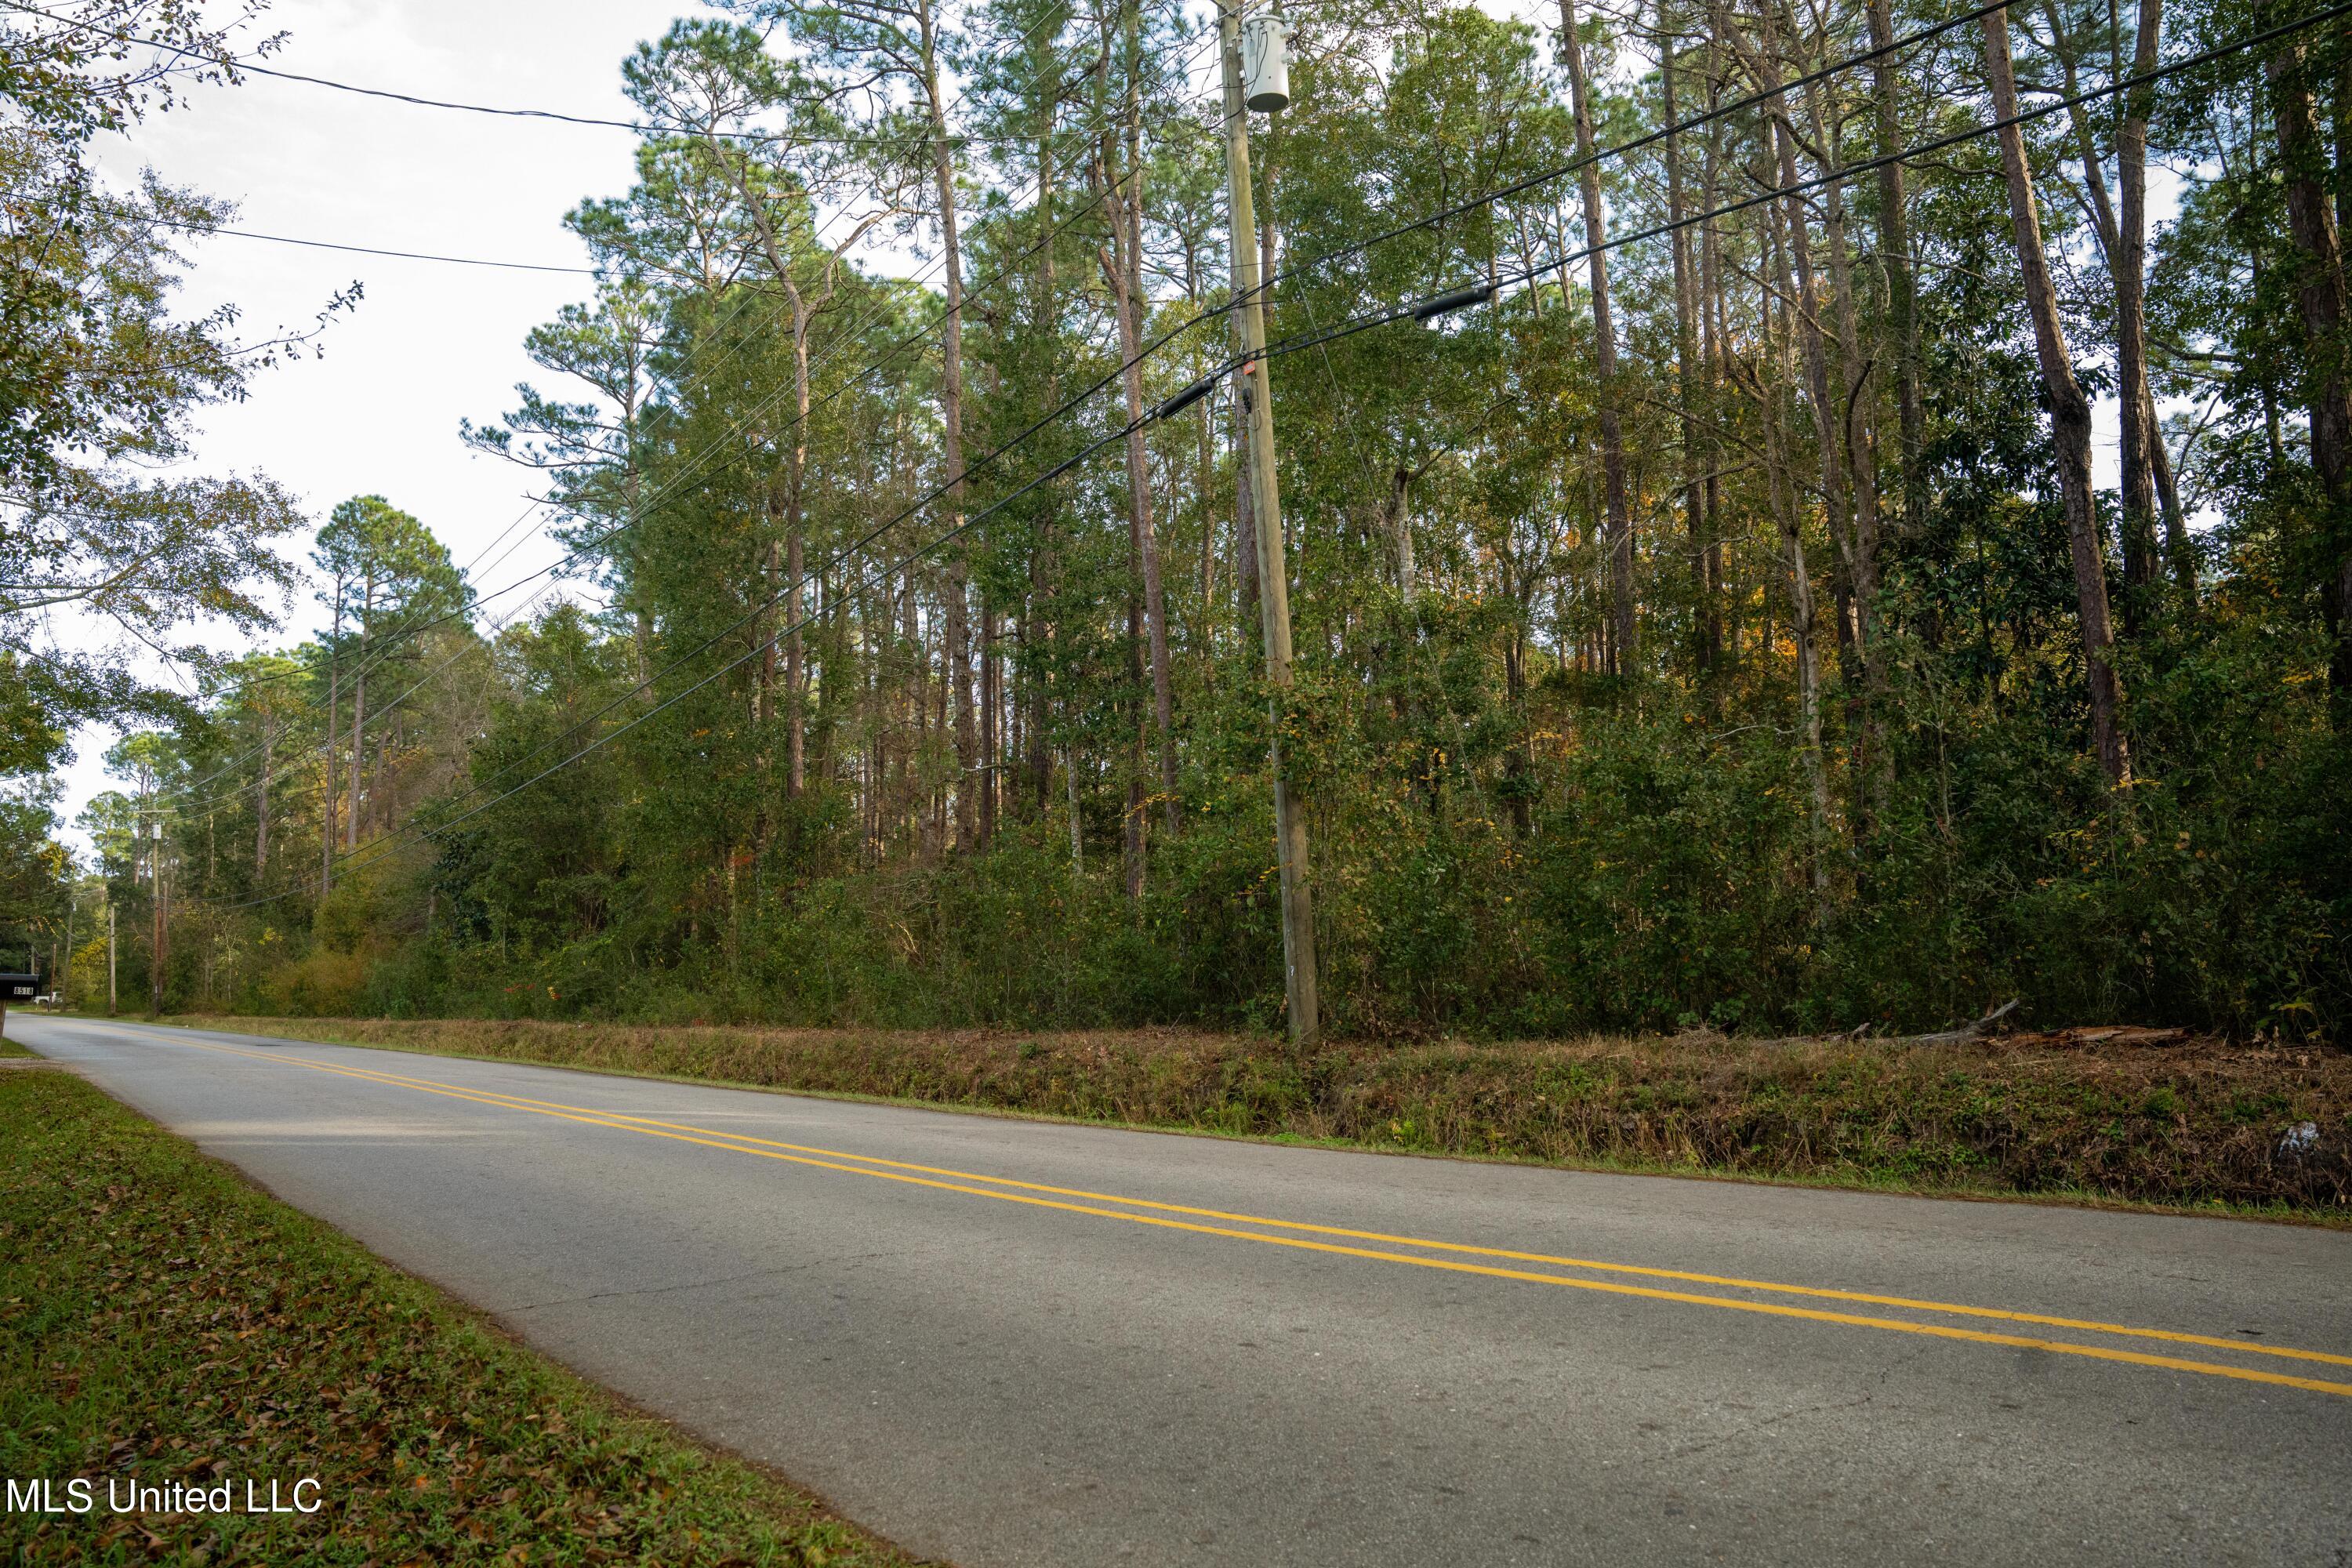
15;1014;2351;1566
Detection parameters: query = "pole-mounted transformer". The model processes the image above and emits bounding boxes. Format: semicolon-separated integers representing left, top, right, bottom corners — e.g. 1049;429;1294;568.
1242;12;1290;112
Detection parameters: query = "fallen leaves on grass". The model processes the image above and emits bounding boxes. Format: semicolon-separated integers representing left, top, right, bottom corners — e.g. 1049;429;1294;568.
0;1071;925;1566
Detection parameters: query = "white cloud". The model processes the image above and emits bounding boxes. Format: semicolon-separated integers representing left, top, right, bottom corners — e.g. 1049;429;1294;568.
55;0;726;849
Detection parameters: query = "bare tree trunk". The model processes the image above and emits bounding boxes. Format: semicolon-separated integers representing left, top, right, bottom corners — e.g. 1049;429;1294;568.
1751;23;1857;642
1752;266;1831;898
2270;36;2352;720
1561;0;1637;673
1984;10;2129;783
1032;109;1062;817
1701;53;1732;670
981;608;999;846
1661;0;1714;675
1197;391;1219;641
921;13;978;849
1792;23;1889;823
347;660;366;851
787;525;807;797
2116;0;2173;606
150;836;165;1017
1233;396;1261;616
1864;0;1926;547
2046;0;2161;617
1103;8;1178;835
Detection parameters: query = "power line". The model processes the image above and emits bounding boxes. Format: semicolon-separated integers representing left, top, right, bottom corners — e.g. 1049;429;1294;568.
1242;0;2026;309
223;0;2352;901
0;0;868;146
149;9;1221;837
118;3;1187;786
1254;0;2351;369
188;222;596;274
227;401;1162;908
53;0;2022;811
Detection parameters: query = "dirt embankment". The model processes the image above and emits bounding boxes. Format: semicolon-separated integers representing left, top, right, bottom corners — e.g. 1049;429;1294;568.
169;1015;2351;1214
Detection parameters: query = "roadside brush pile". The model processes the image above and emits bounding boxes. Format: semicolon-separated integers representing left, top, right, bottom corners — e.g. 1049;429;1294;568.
162;1017;2352;1214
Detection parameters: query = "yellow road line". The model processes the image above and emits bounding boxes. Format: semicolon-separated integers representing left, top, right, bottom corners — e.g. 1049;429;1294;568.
127;1025;2352;1399
176;1033;2352;1374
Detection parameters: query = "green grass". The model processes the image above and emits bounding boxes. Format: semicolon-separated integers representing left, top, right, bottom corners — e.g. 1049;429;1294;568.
0;1068;926;1566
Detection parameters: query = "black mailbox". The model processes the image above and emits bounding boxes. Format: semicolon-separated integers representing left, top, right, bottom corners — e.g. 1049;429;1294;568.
0;973;34;1001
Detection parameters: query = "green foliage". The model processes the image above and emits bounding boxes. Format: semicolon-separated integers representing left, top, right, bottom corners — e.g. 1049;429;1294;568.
103;0;2352;1044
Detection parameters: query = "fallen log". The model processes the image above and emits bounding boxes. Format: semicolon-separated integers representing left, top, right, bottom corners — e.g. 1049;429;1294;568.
1896;998;2020;1047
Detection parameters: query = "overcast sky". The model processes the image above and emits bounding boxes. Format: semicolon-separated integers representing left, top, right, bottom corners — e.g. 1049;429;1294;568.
54;0;739;846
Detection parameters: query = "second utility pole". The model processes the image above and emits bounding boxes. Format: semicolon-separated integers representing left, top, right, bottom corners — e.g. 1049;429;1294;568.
150;819;165;1018
1219;4;1319;1048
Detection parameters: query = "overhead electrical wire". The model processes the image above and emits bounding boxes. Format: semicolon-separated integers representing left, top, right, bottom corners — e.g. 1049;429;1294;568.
1237;0;2027;309
126;0;1201;804
1248;0;2352;368
1;0;876;147
201;0;2349;906
160;0;2279;888
146;9;1222;842
179;221;598;274
216;398;1164;908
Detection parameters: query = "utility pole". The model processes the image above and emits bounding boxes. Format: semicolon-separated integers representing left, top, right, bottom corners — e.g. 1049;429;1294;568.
107;900;117;1016
1218;4;1319;1047
149;821;165;1018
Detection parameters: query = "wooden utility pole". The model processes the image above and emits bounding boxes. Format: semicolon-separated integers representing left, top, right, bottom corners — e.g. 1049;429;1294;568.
150;822;165;1018
1560;0;1636;673
107;900;117;1015
1219;3;1319;1047
321;583;343;894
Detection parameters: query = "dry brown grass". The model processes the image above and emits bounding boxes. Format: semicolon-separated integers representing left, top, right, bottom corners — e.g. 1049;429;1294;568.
165;1014;2352;1215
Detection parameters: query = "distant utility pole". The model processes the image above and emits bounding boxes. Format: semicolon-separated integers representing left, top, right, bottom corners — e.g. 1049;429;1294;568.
149;822;165;1018
1218;3;1319;1048
107;901;117;1016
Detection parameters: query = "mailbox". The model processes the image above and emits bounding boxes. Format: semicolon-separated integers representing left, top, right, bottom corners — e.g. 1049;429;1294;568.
0;974;34;1001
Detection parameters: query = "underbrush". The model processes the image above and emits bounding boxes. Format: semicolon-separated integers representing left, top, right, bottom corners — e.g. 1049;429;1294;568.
157;1015;2352;1214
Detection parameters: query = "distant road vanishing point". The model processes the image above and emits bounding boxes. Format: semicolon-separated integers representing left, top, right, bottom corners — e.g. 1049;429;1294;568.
18;1014;2351;1567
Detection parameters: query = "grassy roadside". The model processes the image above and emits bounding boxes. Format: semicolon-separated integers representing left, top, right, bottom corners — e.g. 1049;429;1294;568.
140;1013;2352;1218
0;1067;928;1566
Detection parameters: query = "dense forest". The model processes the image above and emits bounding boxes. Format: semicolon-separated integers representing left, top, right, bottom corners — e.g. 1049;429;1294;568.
5;0;2348;1040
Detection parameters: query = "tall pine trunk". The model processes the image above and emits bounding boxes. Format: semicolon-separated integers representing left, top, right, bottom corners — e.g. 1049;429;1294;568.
1561;0;1637;673
1984;9;2129;783
2269;36;2352;720
920;9;978;849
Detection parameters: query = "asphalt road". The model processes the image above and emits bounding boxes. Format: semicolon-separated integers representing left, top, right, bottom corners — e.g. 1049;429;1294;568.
14;1014;2352;1566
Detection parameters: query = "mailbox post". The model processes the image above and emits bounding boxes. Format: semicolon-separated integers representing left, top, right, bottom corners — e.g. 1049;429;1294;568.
0;971;37;1046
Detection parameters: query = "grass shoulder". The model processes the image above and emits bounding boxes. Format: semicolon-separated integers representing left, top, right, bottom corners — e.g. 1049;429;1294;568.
0;1066;927;1566
140;1013;2352;1223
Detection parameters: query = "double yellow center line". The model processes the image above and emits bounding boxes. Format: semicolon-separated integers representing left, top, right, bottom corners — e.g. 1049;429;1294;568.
147;1028;2352;1399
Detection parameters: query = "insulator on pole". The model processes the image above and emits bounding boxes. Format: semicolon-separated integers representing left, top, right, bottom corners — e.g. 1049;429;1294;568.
1243;14;1290;112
